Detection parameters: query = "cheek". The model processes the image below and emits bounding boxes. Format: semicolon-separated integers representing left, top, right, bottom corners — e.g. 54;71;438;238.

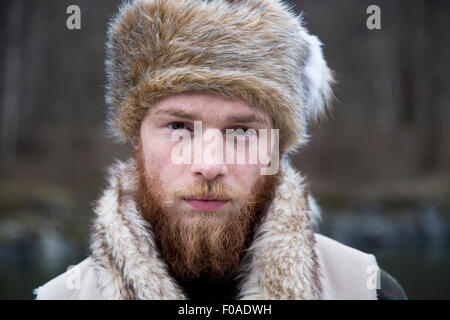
141;133;167;178
229;163;262;193
141;135;187;192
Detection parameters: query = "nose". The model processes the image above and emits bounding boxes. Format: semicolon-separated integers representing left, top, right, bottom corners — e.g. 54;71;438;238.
190;130;228;180
191;161;227;180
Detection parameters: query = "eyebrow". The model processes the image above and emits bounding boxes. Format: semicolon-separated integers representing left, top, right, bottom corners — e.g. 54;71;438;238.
153;108;200;120
227;113;269;125
153;107;269;125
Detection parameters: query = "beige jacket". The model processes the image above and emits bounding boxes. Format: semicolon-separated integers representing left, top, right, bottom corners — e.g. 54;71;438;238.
35;157;378;300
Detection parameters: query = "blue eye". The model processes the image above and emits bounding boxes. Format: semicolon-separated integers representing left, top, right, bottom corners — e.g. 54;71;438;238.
234;128;255;137
168;122;188;130
235;128;247;135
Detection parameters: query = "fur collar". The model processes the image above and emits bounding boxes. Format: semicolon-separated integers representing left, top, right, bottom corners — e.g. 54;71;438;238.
90;156;322;299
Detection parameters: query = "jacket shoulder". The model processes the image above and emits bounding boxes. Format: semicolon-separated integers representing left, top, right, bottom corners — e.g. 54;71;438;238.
34;257;104;300
314;233;379;299
378;268;408;300
314;233;377;266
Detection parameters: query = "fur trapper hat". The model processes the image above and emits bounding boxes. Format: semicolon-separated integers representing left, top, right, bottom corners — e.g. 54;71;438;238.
105;0;334;154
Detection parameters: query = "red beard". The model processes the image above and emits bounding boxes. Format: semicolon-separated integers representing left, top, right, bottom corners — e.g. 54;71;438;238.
135;144;280;282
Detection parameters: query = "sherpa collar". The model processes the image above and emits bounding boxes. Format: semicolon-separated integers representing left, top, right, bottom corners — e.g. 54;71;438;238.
90;156;322;299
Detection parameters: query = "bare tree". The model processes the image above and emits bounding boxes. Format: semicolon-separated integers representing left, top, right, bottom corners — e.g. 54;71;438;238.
1;0;24;167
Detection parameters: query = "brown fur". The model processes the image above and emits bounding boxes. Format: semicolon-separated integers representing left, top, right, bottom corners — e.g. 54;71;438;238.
105;0;334;154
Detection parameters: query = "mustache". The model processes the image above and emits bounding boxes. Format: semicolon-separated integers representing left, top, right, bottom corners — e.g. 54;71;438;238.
161;180;249;205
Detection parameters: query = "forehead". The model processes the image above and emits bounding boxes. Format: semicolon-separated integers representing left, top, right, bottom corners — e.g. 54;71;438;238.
149;92;271;125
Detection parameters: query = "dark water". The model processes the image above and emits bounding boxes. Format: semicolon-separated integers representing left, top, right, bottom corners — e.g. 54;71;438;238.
0;256;86;300
1;249;449;299
373;249;450;299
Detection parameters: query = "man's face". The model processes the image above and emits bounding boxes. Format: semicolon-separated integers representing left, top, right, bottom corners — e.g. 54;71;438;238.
135;92;280;282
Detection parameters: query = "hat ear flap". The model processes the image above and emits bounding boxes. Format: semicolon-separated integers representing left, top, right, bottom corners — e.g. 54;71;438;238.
301;34;335;122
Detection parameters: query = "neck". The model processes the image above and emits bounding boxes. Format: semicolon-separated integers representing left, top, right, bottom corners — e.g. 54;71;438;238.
177;275;240;300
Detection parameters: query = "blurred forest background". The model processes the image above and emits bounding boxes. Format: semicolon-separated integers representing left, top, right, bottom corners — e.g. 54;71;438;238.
1;0;449;299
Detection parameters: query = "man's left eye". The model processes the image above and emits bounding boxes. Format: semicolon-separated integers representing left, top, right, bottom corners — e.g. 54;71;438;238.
233;128;256;137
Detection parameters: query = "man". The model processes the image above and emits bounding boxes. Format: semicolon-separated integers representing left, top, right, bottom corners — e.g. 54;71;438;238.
35;0;406;299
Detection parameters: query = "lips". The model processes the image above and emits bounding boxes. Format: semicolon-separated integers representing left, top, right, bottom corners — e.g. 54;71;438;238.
183;197;228;210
